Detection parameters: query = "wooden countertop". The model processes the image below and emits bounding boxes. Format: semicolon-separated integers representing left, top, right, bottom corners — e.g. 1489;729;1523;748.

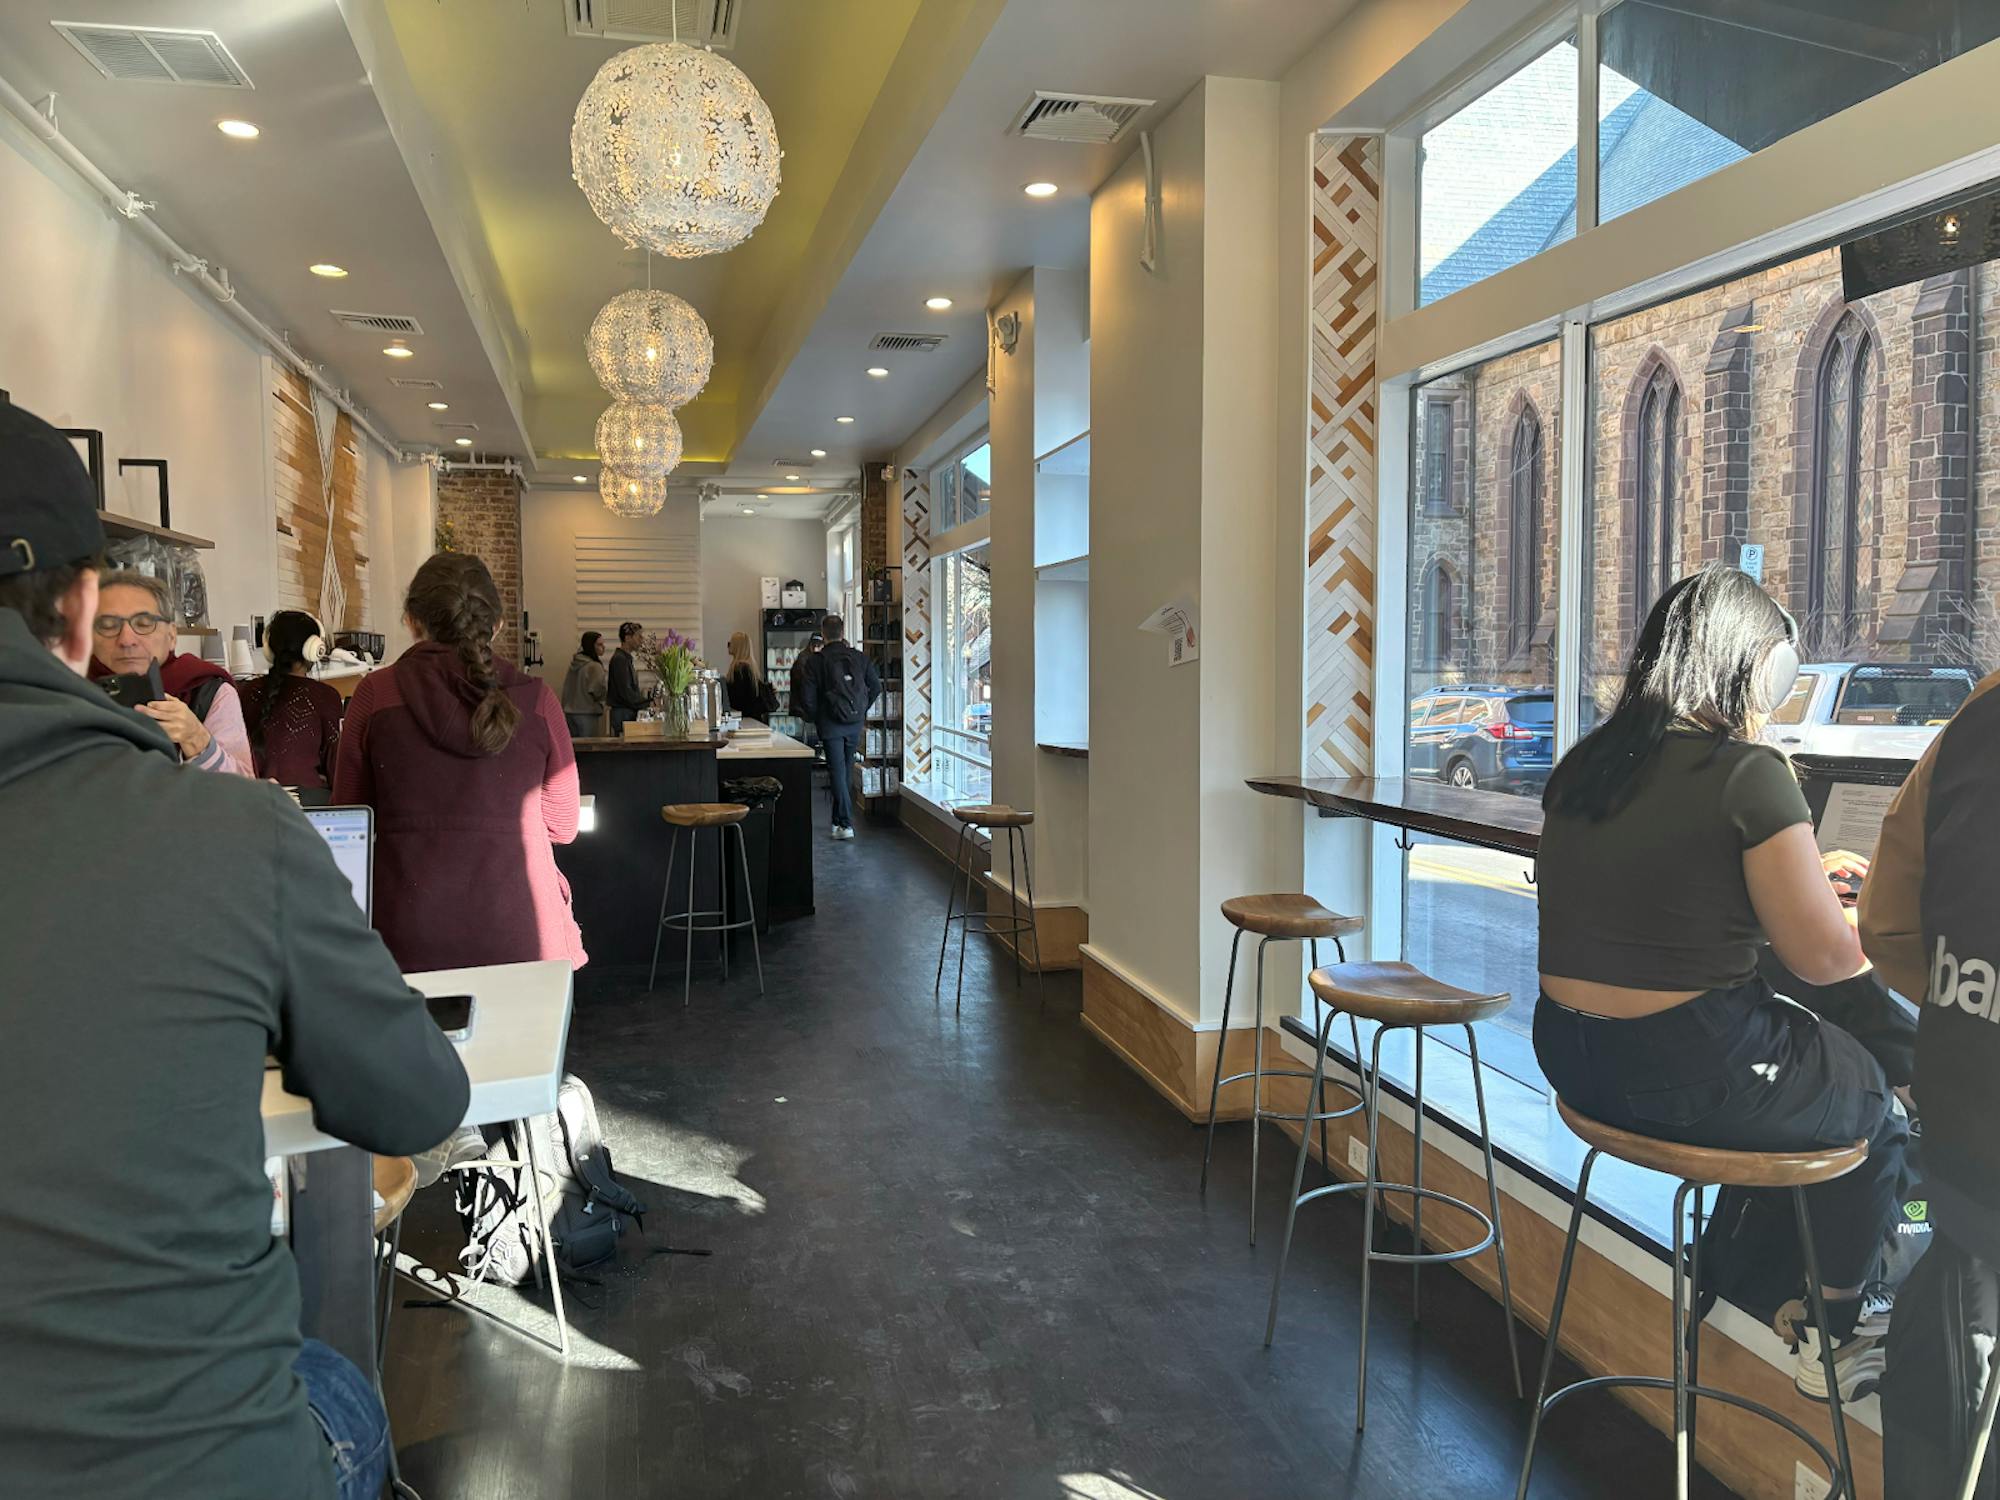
1247;775;1543;857
573;732;731;753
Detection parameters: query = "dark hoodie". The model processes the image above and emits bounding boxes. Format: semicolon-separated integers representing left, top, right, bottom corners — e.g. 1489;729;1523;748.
330;642;584;972
0;608;470;1499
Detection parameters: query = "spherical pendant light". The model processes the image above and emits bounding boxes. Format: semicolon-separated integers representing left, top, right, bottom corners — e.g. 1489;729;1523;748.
601;467;670;519
570;42;782;260
588;290;713;406
595;401;682;481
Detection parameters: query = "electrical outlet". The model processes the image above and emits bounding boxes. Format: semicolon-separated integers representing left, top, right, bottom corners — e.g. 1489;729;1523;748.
1347;1136;1369;1177
1794;1461;1832;1500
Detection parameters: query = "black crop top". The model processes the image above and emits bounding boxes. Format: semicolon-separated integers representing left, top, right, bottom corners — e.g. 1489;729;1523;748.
1537;734;1813;990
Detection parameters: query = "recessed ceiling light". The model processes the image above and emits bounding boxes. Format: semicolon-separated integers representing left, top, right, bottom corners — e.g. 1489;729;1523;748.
866;367;889;378
572;474;588;483
741;507;756;515
309;263;347;279
810;448;827;458
217;119;260;140
453;437;472;447
427;401;449;411
1024;181;1058;198
785;473;801;481
383;344;414;359
758;493;769;499
836;415;855;424
925;296;953;311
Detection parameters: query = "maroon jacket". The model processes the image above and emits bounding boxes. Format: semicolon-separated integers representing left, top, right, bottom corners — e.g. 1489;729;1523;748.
239;675;344;789
331;644;585;972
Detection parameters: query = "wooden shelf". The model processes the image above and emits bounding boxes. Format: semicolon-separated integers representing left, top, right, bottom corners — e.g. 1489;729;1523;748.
99;510;215;550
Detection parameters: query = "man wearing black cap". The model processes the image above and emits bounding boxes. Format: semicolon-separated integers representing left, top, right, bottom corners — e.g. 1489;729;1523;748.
0;400;473;1499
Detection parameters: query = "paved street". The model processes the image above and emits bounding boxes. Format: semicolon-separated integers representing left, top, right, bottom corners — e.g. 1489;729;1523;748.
1403;835;1544;1084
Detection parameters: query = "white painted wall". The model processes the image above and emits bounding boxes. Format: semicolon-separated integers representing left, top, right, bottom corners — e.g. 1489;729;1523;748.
363;447;435;660
700;514;829;659
519;486;700;687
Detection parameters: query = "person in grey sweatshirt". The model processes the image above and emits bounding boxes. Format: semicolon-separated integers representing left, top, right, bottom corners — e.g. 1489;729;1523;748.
0;401;471;1500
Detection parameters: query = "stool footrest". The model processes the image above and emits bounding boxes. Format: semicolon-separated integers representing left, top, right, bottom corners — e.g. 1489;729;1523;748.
942;914;1037;937
660;909;760;935
1291;1180;1498;1265
1216;1065;1342;1089
1535;1375;1844;1496
1250;1100;1367;1126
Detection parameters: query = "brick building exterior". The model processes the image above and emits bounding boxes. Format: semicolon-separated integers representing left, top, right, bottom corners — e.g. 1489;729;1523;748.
435;467;524;664
1411;251;1995;715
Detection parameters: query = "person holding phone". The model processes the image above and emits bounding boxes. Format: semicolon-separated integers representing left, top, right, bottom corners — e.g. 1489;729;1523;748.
88;569;253;776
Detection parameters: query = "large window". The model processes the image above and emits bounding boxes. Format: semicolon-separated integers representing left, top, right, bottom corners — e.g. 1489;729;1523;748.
931;438;991;535
1597;0;2000;225
932;543;992;802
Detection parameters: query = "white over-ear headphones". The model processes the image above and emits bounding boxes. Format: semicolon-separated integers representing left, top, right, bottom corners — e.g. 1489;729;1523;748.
264;612;327;667
1753;603;1802;715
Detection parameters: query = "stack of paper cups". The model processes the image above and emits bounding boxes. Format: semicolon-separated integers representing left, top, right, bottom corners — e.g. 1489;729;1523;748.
226;626;256;678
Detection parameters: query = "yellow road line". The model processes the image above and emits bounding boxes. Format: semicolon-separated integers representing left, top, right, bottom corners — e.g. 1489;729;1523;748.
1409;855;1535;899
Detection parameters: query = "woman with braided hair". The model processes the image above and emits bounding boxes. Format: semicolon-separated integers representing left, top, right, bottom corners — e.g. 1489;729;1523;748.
238;609;344;790
332;552;585;971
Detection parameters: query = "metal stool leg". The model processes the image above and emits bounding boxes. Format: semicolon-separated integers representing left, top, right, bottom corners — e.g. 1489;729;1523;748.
1264;998;1340;1345
1411;1028;1426;1324
1961;1347;2000;1500
1686;1183;1706;1463
1200;927;1246;1197
682;822;699;1007
1671;1179;1697;1500
1466;1025;1523;1398
1249;937;1270;1246
717;828;729;983
1019;825;1046;1009
647;825;679;992
520;1117;571;1361
1005;827;1023;992
734;822;764;995
1309;941;1329;1176
1516;1149;1601;1500
954;827;977;1013
936;822;968;995
1354;1023;1392;1431
1793;1187;1857;1500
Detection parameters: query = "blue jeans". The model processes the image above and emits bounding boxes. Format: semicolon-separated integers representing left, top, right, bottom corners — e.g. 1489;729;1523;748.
296;1338;389;1500
821;723;860;827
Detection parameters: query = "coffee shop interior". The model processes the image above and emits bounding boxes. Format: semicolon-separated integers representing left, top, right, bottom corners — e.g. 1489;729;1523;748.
8;0;2000;1495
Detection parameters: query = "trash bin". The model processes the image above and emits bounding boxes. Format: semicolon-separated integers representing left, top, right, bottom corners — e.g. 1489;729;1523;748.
722;775;784;937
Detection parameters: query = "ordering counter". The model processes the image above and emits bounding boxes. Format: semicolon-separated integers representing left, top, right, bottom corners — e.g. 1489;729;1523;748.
558;723;818;964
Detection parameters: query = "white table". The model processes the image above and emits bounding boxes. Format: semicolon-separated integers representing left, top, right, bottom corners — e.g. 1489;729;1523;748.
717;724;816;761
266;960;577;1363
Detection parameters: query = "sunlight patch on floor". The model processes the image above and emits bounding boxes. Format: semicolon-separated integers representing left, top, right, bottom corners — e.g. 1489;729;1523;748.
1058;1473;1172;1499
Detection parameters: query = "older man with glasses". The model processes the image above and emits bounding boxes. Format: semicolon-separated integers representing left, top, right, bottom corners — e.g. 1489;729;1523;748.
88;569;253;776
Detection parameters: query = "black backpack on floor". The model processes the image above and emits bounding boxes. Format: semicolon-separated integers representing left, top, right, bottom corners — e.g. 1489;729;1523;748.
455;1075;647;1286
1884;1225;2000;1499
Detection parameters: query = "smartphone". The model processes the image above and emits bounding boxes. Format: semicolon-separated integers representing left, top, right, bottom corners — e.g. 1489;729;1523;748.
423;993;477;1044
99;663;165;709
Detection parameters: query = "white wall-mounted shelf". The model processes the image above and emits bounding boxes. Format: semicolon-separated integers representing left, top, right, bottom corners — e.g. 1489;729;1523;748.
1036;555;1090;583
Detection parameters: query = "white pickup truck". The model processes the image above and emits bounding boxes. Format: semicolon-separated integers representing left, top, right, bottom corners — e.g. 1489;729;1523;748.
1761;662;1977;761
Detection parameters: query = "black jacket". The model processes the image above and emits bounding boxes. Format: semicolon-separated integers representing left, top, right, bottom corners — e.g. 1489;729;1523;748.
0;607;470;1500
799;641;880;728
607;645;647;712
1917;684;2000;1251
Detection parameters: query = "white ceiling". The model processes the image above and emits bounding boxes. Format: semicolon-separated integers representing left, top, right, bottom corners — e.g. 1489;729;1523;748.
0;0;530;460
0;0;1361;525
731;0;1363;483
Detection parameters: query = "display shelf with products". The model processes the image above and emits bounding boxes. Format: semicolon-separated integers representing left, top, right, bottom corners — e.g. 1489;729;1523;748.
857;569;903;809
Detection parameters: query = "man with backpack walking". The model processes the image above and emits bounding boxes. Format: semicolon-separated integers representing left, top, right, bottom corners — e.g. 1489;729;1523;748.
798;613;878;840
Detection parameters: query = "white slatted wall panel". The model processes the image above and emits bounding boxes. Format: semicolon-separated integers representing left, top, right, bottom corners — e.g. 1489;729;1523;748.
574;532;704;649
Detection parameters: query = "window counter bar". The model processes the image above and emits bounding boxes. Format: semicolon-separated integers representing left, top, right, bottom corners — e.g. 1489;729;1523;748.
1247;775;1541;857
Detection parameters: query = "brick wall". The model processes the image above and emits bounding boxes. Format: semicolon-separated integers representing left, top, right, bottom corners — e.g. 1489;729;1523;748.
271;368;369;628
435;468;524;663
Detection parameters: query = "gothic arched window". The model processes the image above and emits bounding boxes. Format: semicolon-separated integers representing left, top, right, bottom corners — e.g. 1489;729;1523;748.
1419;560;1455;668
1508;410;1542;655
1634;363;1683;614
1810;314;1872;646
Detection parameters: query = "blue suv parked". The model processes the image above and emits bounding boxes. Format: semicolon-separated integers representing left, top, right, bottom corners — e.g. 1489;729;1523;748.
1408;685;1555;793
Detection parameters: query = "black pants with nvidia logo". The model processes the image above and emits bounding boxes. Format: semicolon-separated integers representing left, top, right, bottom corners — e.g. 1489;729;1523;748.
1535;976;1908;1290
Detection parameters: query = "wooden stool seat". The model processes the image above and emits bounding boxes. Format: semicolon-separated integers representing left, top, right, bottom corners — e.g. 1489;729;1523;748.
1555;1099;1868;1189
1221;893;1363;941
372;1155;417;1235
660;802;749;828
1309;960;1510;1027
952;803;1033;829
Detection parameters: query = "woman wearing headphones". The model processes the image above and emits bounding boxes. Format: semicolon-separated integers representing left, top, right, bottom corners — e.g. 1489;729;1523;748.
238;610;344;792
1535;566;1905;1402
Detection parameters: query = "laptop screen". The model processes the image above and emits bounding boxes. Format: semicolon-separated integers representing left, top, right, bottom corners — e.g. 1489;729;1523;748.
304;805;373;921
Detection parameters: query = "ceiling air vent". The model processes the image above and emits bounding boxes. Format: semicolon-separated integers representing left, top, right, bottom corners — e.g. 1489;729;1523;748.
330;310;425;337
869;333;945;354
1008;91;1154;146
435;422;480;433
388;376;445;390
52;23;253;88
564;0;741;49
773;459;817;472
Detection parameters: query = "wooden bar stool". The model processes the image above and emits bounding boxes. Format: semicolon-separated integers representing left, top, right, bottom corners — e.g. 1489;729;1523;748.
1264;961;1523;1430
935;804;1044;1011
1516;1102;1865;1500
649;803;764;1005
1199;895;1365;1245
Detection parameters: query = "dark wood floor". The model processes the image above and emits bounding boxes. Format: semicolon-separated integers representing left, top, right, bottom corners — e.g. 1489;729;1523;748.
386;804;1723;1498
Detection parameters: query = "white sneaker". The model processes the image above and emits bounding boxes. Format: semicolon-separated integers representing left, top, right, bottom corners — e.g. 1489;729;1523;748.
1788;1289;1892;1402
834;825;856;841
